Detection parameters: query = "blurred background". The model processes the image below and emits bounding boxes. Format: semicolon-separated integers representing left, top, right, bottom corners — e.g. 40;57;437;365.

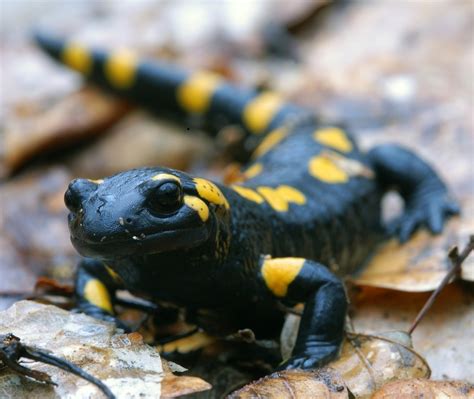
1;0;473;386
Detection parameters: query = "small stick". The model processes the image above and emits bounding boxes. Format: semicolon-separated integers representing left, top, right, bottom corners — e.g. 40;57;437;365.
24;347;116;399
408;235;474;335
1;334;115;399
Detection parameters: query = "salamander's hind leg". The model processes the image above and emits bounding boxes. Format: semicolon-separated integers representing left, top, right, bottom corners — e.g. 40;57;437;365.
75;258;124;326
368;144;459;242
260;257;347;370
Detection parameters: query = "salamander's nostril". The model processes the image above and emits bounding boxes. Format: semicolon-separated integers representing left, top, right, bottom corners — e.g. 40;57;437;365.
64;186;81;212
64;178;98;213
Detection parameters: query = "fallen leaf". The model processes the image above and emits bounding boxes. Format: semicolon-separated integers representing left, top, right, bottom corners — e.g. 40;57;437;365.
351;284;474;382
0;300;211;398
2;87;129;176
0;167;77;311
233;330;429;398
331;331;430;398
68;111;212;178
161;359;212;398
352;211;474;291
161;372;213;399
371;378;474;398
228;368;349;399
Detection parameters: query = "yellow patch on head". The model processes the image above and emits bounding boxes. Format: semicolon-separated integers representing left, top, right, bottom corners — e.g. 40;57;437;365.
243;92;284;134
257;185;306;212
177;71;222;113
308;153;349;183
105;49;138;88
231;185;264;204
252;126;289;159
62;42;92;74
313;127;353;153
243;163;263;180
87;179;104;185
193;178;229;209
184;195;209;221
151;173;181;183
83;279;113;313
261;257;305;297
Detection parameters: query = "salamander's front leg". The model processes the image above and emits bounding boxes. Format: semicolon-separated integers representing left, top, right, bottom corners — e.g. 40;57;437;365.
75;258;124;325
260;257;347;370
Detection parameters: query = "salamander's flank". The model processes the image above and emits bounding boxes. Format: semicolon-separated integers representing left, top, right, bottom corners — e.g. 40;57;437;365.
37;32;459;370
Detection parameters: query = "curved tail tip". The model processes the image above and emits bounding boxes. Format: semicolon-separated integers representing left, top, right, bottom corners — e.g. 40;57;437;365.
32;30;63;56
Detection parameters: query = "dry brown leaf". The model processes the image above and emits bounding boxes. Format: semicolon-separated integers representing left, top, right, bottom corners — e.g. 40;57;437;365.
352;213;474;291
228;368;349;399
2;87;129;175
160;359;212;398
161;373;213;399
371;378;474;398
0;300;211;398
0;167;76;310
331;331;430;398
68;111;212;178
351;284;474;382
232;330;429;398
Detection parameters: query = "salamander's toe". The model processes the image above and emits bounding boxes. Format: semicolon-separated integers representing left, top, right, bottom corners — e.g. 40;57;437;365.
278;345;338;371
388;194;460;243
278;354;330;370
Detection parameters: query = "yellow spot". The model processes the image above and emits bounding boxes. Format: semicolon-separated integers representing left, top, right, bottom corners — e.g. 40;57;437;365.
184;195;209;221
308;154;349;183
105;49;138;88
83;279;113;313
257;185;306;212
276;185;306;204
313;127;353;153
243;92;284;134
87;179;103;184
231;185;264;204
151;173;181;183
257;187;287;211
62;43;92;74
261;257;305;297
243;163;263;179
105;265;122;284
193;178;229;209
177;71;222;113
158;331;215;354
252;126;289;159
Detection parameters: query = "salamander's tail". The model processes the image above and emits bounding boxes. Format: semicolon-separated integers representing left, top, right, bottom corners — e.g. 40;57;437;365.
34;31;311;138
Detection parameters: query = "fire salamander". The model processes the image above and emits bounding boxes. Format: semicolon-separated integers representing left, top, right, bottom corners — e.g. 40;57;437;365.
35;32;459;370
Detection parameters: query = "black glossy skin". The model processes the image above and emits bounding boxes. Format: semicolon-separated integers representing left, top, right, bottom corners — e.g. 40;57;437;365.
37;32;459;370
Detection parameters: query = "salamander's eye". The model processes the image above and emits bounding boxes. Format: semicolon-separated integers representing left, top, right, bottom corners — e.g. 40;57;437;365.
148;181;183;214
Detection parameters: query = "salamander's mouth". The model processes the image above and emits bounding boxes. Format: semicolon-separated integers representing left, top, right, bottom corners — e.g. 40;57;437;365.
70;226;209;259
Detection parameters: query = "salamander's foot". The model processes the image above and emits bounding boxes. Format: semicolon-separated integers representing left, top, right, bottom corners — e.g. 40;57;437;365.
278;344;339;370
388;193;460;242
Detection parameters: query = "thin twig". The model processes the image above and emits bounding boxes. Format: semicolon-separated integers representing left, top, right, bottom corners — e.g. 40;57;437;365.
408;235;474;335
24;348;116;399
1;334;115;399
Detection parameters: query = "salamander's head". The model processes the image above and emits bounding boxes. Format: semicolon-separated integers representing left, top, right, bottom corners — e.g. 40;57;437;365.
65;167;230;259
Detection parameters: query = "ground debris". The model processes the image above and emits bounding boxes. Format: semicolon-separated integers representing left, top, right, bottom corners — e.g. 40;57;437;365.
0;301;210;398
232;330;429;398
371;378;474;398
